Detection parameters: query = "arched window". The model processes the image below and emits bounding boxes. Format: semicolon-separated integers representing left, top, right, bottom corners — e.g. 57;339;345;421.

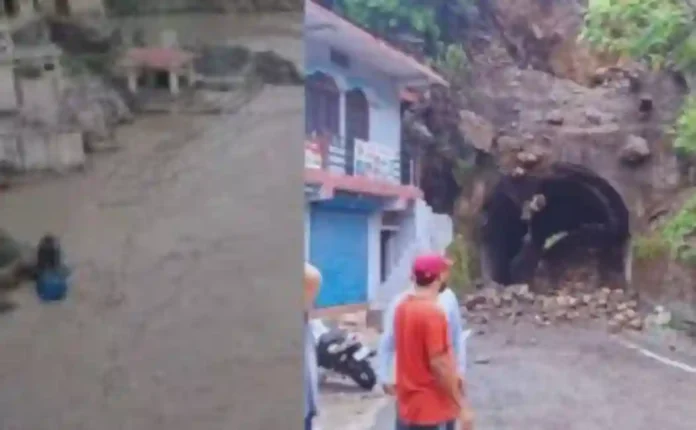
344;88;369;175
305;72;340;137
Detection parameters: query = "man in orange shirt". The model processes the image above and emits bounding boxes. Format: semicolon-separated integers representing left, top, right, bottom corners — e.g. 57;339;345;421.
393;253;474;430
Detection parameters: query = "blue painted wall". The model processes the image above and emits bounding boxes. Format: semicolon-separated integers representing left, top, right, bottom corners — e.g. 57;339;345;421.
304;37;402;153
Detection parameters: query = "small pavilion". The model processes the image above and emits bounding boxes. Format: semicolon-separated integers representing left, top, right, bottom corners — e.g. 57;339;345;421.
118;47;196;96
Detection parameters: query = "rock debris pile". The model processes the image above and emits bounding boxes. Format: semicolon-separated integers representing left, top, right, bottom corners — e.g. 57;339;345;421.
464;284;650;333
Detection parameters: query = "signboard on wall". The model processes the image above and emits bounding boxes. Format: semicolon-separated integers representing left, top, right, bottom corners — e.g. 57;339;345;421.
353;138;400;183
304;183;322;200
305;140;322;169
326;135;346;175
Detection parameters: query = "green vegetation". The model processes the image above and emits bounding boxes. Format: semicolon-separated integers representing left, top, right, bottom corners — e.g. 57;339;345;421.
582;0;696;264
337;0;441;41
661;194;696;264
674;95;696;155
334;0;471;73
580;0;693;71
431;42;469;76
632;234;669;262
581;0;696;153
633;195;696;265
446;234;477;294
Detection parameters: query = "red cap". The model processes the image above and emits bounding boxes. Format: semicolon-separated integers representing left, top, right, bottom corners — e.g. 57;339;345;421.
412;253;451;280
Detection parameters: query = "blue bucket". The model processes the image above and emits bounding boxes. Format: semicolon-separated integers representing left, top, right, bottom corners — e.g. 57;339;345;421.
35;270;69;302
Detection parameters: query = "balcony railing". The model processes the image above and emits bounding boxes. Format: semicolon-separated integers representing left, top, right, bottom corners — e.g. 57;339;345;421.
305;132;414;186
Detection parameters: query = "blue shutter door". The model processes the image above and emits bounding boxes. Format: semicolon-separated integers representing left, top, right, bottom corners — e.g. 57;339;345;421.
310;206;369;308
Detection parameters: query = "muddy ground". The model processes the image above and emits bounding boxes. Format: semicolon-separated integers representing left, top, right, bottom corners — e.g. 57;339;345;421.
367;320;696;430
0;82;303;430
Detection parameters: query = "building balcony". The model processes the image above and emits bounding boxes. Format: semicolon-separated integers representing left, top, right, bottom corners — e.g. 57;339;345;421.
304;133;422;202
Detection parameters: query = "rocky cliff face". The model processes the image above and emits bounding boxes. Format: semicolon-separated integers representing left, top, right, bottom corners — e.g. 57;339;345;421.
413;1;686;224
479;0;624;85
406;0;695;322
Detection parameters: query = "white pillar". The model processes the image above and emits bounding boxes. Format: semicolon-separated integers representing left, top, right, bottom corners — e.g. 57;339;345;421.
127;69;138;93
168;70;179;95
13;67;23;108
338;91;346;173
187;64;195;87
338;90;346;138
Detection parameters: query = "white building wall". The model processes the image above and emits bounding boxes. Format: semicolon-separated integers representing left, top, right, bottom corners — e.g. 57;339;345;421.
0;133;17;162
52;131;86;169
0;66;17;112
371;199;454;310
304;206;310;260
0;130;85;171
366;211;381;302
415;200;454;254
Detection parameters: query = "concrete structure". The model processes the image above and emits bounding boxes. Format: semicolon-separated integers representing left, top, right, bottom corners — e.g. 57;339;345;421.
0;123;85;171
0;10;62;112
49;0;105;15
0;8;84;172
0;22;16;111
0;0;39;21
31;0;105;16
0;0;104;22
303;0;453;311
118;47;196;96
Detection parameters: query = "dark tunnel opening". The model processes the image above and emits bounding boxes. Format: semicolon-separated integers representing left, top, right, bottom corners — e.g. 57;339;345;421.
480;163;630;290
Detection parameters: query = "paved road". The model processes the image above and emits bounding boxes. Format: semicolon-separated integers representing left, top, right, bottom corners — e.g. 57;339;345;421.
370;322;696;430
0;80;303;429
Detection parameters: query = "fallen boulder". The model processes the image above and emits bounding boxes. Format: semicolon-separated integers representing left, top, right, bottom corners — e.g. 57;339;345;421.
619;135;651;165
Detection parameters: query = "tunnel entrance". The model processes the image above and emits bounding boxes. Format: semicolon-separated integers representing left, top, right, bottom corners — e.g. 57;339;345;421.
480;163;630;291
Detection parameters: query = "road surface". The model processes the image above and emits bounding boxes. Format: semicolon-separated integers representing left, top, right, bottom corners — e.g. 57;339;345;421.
0;80;303;429
370;322;696;430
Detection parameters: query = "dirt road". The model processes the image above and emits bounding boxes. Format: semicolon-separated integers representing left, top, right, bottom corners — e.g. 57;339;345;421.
0;82;303;429
370;322;696;430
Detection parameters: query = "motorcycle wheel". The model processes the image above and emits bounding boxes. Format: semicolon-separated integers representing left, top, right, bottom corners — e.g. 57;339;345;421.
347;360;376;391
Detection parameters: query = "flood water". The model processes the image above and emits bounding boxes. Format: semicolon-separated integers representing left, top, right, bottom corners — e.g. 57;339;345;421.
0;14;303;430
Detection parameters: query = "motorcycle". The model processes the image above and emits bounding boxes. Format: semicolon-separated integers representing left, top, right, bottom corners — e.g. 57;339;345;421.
309;319;377;391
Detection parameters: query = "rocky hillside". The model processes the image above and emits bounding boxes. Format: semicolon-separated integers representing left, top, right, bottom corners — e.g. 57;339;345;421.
404;0;695;323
